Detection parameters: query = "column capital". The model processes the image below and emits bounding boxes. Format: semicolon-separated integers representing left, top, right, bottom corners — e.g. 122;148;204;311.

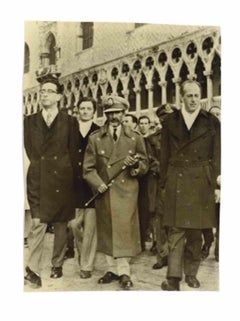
172;77;181;84
158;81;167;87
203;70;213;77
145;84;154;91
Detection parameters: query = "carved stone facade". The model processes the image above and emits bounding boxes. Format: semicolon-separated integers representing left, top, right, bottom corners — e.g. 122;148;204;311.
23;22;221;124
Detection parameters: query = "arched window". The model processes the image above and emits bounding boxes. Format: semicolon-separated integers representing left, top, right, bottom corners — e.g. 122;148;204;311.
152;69;161;107
195;57;207;98
212;54;221;96
24;43;30;73
128;77;136;112
140;73;148;110
41;32;56;66
81;22;93;50
165;66;175;103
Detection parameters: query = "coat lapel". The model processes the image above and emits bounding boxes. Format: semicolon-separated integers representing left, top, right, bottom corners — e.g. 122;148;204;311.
169;110;210;153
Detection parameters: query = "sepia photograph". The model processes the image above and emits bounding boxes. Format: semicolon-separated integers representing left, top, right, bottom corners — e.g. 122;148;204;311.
23;20;220;292
3;1;240;320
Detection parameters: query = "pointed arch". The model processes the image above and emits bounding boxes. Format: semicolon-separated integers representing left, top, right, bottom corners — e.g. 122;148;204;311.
106;82;113;95
96;86;103;117
211;53;221;96
128;76;136;112
152;69;161;107
195;57;207;98
140;72;148;110
179;62;189;82
165;66;175;103
117;79;124;97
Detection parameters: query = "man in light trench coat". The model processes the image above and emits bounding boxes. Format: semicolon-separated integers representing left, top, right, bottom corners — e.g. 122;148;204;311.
160;80;220;291
83;95;148;290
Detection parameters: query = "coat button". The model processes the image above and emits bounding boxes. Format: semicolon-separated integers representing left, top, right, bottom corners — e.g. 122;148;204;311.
54;170;57;174
121;179;125;183
107;165;111;168
54;156;58;160
78;149;82;153
56;189;59;193
177;190;180;194
131;137;135;141
78;162;82;166
129;150;133;154
179;173;183;177
101;150;105;154
41;156;45;160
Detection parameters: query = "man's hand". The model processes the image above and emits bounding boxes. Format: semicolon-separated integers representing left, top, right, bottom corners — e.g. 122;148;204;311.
97;183;108;193
124;155;139;167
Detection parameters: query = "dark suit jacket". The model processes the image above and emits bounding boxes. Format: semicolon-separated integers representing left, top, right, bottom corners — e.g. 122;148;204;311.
24;111;79;223
160;109;220;229
75;122;99;208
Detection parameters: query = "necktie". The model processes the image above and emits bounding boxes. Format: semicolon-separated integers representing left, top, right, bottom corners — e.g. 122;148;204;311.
113;128;118;141
46;112;52;127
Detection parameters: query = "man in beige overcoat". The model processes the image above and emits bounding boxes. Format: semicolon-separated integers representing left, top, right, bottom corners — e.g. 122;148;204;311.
83;95;148;290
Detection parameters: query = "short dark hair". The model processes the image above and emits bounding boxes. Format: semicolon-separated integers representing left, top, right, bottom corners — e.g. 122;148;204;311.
125;113;138;124
138;115;151;124
40;77;64;94
77;97;97;112
180;79;202;96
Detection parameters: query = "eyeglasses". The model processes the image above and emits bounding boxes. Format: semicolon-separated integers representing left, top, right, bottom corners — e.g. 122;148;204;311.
40;89;57;94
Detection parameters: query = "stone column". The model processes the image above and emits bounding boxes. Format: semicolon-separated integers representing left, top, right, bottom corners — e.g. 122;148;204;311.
134;88;141;116
146;84;154;112
173;77;181;108
204;70;213;109
159;81;167;105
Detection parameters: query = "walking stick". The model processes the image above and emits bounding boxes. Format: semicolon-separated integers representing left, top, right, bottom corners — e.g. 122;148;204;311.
84;154;140;207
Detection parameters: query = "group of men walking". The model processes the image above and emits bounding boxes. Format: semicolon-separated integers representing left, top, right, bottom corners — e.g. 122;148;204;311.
24;69;220;291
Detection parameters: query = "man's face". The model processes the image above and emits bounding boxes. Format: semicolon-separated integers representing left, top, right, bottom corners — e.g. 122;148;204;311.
122;115;137;130
78;101;95;121
182;82;201;114
138;118;150;135
106;110;124;128
39;82;60;109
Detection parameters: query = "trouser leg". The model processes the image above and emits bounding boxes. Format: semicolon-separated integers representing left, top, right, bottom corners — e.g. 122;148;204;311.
202;228;214;246
70;209;84;258
167;227;185;279
116;258;131;276
184;229;202;277
24;209;32;239
105;255;118;275
156;215;168;263
51;222;68;268
80;208;97;271
27;220;47;275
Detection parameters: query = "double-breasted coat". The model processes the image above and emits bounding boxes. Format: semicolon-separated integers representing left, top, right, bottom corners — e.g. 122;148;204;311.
83;125;149;257
24;111;79;223
160;109;220;229
75;122;99;208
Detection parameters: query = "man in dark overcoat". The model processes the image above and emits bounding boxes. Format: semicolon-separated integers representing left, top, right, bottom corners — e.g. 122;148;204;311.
24;70;79;288
69;97;99;279
83;95;148;290
146;104;176;269
160;80;220;291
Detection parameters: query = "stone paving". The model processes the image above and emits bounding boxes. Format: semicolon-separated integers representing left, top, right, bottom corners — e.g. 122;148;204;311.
24;233;219;292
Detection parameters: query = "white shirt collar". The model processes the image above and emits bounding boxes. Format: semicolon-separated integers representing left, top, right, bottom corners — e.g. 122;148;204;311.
78;119;93;137
42;106;59;124
181;105;201;130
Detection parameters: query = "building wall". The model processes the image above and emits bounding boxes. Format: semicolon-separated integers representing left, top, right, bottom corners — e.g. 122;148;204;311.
23;21;221;123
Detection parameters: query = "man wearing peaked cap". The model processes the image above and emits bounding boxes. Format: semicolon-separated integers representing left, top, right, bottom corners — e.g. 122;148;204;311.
103;95;130;113
24;68;79;288
83;94;149;290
